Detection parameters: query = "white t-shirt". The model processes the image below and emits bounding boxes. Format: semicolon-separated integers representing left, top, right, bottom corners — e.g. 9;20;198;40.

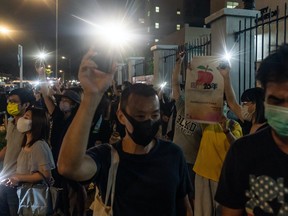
173;97;202;164
16;140;55;175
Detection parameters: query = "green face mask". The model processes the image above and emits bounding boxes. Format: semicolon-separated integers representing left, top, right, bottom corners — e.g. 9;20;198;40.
265;103;288;137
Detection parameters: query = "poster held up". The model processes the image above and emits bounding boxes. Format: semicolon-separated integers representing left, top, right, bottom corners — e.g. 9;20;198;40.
185;56;224;124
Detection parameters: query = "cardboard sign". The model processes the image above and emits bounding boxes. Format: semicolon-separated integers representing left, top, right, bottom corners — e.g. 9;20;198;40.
185;56;224;124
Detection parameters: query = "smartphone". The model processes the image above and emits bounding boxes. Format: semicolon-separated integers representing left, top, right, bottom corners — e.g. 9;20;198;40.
35;59;45;70
218;60;230;69
91;47;114;73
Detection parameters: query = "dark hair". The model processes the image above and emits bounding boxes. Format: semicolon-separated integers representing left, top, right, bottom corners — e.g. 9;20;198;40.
120;83;158;112
256;44;288;90
241;87;266;124
22;108;50;147
9;88;35;105
122;81;132;90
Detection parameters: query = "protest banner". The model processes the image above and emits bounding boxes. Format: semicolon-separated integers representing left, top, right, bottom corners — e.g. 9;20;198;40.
185;56;224;123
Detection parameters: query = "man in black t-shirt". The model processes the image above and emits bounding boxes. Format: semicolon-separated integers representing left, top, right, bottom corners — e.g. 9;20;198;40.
58;48;193;216
215;44;288;215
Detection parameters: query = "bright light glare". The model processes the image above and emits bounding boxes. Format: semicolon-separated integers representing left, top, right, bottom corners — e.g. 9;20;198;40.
33;81;40;86
223;52;232;62
37;52;47;60
160;82;167;89
0;26;9;34
72;15;135;55
98;22;132;46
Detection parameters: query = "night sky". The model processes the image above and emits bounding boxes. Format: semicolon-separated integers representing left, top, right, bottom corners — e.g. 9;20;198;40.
0;0;145;80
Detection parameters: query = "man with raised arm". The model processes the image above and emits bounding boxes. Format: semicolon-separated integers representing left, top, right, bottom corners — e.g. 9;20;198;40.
58;48;193;216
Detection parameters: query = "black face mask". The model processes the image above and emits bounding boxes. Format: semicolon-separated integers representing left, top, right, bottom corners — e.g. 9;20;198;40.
122;110;161;147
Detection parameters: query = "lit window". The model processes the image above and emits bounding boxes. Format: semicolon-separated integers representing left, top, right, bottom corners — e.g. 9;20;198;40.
227;2;239;9
155;23;159;29
177;9;181;15
155;6;160;13
176;24;181;30
148;11;150;17
155;39;159;42
139;18;145;24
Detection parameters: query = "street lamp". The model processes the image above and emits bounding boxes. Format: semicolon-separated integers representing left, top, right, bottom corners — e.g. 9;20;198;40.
55;0;58;79
28;0;59;79
61;56;71;80
0;26;10;35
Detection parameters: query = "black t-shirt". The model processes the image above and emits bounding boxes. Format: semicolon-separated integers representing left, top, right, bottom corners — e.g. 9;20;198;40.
50;107;74;162
87;139;191;216
215;126;288;215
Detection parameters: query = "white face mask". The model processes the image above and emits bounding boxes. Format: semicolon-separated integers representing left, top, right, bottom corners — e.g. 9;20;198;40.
241;105;254;122
17;117;32;133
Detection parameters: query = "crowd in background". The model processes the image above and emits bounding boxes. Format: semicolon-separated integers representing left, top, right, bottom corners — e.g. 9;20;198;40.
0;44;287;216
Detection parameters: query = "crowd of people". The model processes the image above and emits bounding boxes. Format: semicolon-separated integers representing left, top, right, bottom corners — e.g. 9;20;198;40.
0;44;287;216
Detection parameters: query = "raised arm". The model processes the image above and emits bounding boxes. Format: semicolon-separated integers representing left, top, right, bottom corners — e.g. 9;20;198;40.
57;48;116;181
39;84;56;115
172;52;185;101
218;66;243;122
36;66;56;115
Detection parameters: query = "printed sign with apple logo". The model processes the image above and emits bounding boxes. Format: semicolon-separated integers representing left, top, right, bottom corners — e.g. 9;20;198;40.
196;65;213;86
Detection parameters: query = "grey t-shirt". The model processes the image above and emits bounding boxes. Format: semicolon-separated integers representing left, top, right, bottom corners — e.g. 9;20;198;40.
173;97;202;164
16;140;55;174
0;118;24;180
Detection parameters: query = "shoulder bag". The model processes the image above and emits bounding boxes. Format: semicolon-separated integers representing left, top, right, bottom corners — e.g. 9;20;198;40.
90;145;119;216
17;171;63;216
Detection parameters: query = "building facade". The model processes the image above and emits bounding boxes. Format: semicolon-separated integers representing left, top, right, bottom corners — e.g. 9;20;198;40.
143;0;210;44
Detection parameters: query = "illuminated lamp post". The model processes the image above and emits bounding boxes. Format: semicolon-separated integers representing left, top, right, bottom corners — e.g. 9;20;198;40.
61;56;71;80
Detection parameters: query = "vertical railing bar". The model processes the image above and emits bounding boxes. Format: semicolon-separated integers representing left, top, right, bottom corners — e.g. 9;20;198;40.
249;17;253;88
238;20;242;101
261;14;265;61
255;14;258;87
268;8;271;55
285;3;287;44
276;6;279;49
244;18;247;91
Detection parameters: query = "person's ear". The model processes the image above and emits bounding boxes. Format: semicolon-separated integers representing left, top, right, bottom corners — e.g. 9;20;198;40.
116;109;126;125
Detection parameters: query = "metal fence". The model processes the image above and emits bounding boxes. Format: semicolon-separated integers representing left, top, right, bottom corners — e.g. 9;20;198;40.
131;34;211;85
131;2;288;97
234;2;288;99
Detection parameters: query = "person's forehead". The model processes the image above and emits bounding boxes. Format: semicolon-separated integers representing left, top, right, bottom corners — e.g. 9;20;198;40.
60;96;72;102
265;82;288;99
126;94;159;112
8;94;21;102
